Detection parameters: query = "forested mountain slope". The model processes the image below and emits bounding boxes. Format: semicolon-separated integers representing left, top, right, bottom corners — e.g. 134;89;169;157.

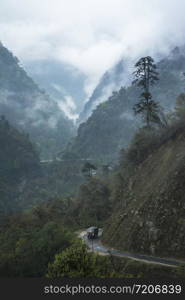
80;46;185;123
79;60;127;123
66;87;140;163
68;46;185;163
0;42;75;159
0;117;40;216
0;116;85;217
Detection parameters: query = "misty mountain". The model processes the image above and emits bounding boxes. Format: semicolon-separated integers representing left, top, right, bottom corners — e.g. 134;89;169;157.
68;46;185;163
0;42;75;159
79;59;131;123
25;59;87;120
79;46;185;123
65;87;139;164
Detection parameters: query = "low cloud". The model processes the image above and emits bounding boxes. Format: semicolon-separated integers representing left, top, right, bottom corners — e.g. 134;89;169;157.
1;0;185;96
56;96;78;121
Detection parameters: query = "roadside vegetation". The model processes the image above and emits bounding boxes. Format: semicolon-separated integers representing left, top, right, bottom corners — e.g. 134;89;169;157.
1;56;185;278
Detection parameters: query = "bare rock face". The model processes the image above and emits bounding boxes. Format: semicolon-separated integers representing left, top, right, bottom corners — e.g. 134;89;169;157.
103;130;185;259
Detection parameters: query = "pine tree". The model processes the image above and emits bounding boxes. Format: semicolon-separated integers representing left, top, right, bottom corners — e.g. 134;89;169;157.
132;56;161;127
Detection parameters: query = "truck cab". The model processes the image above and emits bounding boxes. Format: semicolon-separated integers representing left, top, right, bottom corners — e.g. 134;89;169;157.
87;226;99;239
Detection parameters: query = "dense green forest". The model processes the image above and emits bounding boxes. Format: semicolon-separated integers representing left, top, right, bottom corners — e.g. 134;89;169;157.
0;194;183;278
0;116;40;216
1;100;185;277
0;118;88;216
0;45;185;279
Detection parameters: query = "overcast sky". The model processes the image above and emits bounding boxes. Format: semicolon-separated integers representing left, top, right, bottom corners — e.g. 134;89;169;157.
1;0;185;94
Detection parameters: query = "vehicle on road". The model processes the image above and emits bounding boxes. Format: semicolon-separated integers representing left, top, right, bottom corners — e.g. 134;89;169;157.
87;226;99;239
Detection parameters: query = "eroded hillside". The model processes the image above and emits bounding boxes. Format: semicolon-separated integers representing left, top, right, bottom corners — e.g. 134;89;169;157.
103;126;185;259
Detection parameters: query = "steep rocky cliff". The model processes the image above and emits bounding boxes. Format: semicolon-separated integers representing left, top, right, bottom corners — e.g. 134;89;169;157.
103;127;185;259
